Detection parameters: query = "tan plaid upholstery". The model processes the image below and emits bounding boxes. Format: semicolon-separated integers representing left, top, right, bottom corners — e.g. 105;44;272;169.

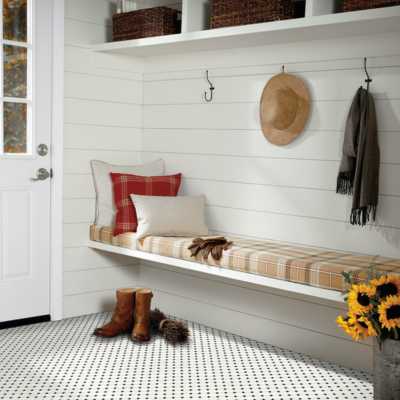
90;225;138;249
90;225;400;293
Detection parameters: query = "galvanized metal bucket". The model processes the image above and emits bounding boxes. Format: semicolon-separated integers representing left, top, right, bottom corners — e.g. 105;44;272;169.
374;339;400;400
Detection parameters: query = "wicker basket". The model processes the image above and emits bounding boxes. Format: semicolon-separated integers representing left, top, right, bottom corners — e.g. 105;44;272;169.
210;0;296;29
112;7;179;41
341;0;400;12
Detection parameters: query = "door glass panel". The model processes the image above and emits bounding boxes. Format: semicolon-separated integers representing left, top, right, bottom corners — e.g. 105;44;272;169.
4;45;27;98
3;0;27;42
3;102;27;153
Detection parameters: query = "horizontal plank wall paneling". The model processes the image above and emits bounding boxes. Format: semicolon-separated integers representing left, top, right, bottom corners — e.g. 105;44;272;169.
65;46;142;81
65;98;142;127
64;266;140;296
142;151;400;197
142;128;400;164
64;149;141;174
65;18;111;47
64;125;142;152
143;66;400;104
64;174;94;199
143;100;400;132
63;0;143;318
64;199;95;224
65;72;143;104
180;178;400;228
137;33;400;369
64;247;138;271
65;0;113;26
63;290;117;319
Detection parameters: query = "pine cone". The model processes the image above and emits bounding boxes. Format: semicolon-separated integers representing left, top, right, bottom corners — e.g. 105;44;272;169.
150;308;190;344
160;319;190;344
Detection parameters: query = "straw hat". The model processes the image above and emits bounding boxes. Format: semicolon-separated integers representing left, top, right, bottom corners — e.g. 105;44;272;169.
260;72;310;146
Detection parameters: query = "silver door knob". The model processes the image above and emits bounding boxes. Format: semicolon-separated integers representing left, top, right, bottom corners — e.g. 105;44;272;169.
31;168;50;181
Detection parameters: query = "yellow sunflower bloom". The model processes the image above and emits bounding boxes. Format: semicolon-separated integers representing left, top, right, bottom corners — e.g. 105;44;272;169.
378;295;400;330
337;315;358;339
371;275;400;299
347;283;376;314
336;314;376;341
337;315;351;333
348;312;377;338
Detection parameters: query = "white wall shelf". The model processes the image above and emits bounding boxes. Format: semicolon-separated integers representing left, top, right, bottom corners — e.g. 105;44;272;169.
88;240;344;304
91;6;400;57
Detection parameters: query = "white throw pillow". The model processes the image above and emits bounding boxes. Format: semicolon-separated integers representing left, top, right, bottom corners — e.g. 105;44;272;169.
131;194;209;240
91;159;165;227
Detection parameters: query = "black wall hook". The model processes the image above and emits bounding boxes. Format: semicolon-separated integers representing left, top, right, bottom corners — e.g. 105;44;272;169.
364;57;372;92
204;70;215;102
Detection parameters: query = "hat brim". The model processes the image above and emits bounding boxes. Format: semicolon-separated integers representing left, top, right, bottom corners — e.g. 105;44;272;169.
260;73;310;146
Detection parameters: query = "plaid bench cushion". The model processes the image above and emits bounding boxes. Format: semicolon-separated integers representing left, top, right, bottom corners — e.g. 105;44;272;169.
90;225;138;249
90;225;400;293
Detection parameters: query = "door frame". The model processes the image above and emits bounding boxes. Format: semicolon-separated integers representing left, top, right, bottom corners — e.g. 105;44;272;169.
50;0;64;321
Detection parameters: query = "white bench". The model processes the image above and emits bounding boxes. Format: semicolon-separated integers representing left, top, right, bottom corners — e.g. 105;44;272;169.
88;239;344;304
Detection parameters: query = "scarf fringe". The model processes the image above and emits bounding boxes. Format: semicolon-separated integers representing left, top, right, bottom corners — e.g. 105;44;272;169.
336;172;354;195
350;205;377;226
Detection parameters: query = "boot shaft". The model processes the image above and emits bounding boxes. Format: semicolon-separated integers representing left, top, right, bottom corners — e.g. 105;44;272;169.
132;289;153;342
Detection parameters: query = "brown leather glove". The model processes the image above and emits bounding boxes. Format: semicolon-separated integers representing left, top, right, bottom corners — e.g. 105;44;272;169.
188;237;232;261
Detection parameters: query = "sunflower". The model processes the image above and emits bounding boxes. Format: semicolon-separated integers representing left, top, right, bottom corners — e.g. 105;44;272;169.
378;295;400;330
348;312;377;338
347;283;376;314
337;315;357;338
371;275;400;299
336;313;376;341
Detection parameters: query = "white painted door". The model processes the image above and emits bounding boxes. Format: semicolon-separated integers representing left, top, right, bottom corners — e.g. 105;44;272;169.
0;0;53;322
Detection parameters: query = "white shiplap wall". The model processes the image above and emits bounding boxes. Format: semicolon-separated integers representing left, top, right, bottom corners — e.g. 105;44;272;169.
138;32;400;370
63;0;144;318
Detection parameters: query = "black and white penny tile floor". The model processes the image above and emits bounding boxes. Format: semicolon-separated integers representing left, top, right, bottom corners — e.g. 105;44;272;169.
0;313;372;400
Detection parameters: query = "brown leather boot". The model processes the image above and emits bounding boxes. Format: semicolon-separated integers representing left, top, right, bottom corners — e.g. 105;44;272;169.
132;288;153;342
94;288;135;337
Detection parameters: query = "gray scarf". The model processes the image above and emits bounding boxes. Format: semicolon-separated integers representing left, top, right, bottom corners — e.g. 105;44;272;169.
336;87;380;226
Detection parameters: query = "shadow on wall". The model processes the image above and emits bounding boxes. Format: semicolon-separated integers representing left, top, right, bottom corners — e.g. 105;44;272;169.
100;298;116;313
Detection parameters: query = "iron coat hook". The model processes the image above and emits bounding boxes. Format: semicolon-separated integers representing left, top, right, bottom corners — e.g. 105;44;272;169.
204;70;215;102
364;57;372;92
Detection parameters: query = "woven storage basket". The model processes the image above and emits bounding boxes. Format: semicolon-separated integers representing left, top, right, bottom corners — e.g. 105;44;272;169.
113;7;179;41
210;0;295;29
341;0;400;11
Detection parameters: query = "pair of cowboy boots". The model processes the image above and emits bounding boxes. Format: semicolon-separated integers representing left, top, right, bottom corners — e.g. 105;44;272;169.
94;288;153;342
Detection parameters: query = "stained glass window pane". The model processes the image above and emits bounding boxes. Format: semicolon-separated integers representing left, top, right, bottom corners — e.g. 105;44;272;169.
3;0;27;42
4;45;27;98
3;102;27;153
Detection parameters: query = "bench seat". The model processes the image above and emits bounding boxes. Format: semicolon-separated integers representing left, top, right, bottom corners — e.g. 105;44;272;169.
90;225;400;293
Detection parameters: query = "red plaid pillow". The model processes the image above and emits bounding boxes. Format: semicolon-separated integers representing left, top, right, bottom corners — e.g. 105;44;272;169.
110;173;182;236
